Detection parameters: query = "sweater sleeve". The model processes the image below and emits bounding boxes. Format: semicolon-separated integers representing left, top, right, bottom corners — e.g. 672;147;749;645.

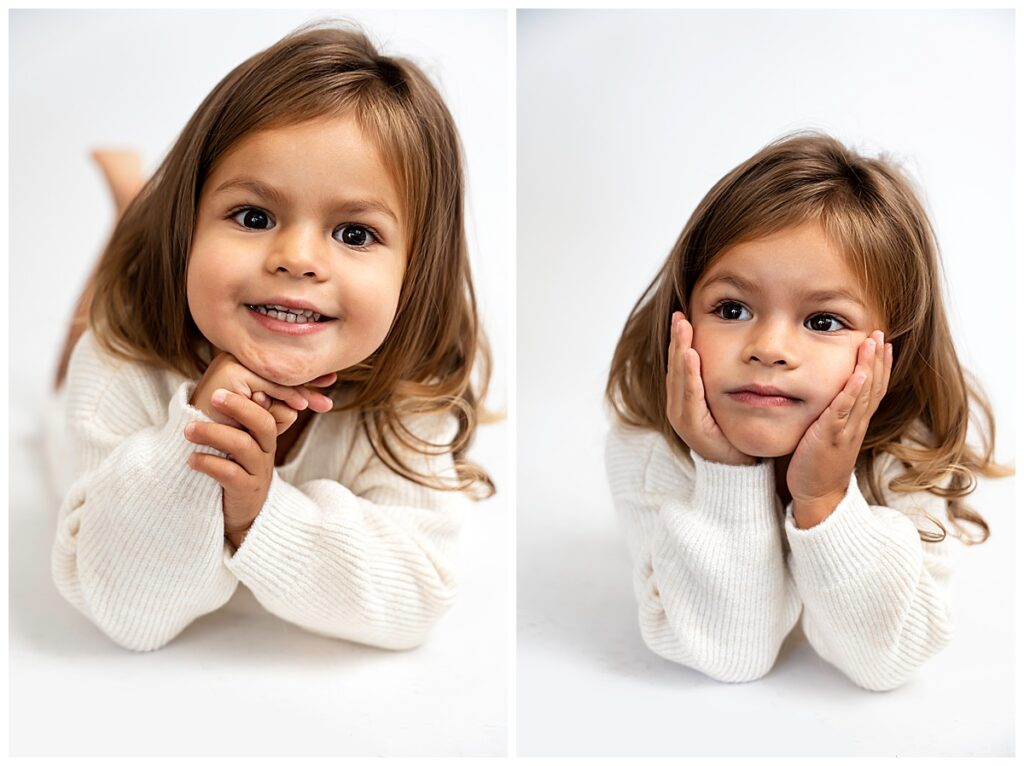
605;425;802;682
222;412;468;651
783;459;955;691
51;334;239;652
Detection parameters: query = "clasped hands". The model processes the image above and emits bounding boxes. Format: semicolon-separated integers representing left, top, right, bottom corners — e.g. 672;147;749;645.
184;352;337;548
666;311;893;527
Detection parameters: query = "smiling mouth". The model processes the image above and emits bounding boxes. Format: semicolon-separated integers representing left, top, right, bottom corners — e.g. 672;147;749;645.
246;304;335;323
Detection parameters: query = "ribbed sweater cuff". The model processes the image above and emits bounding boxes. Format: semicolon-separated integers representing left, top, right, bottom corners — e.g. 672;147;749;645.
224;472;328;600
784;472;891;586
160;381;224;494
689;451;778;531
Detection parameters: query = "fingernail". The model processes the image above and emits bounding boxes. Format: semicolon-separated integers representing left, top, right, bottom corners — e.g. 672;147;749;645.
184;423;195;438
867;340;876;352
212;389;227;405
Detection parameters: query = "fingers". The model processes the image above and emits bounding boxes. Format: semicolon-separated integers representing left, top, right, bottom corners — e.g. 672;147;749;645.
252;391;300;435
666;311;709;431
307;372;338;389
185;420;263;476
187;452;250;489
206;389;278;454
860;330;892;414
666;311;692;421
683;347;706;410
296;386;334;413
247;381;311;412
666;313;682;413
879;333;893;401
240;379;333;413
827;331;891;440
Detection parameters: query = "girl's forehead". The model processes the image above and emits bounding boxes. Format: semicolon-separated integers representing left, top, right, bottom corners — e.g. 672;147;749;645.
701;222;855;286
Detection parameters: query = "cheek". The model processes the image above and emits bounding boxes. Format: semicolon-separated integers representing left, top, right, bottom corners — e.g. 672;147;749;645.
690;326;726;384
348;267;403;332
810;347;860;407
185;248;223;323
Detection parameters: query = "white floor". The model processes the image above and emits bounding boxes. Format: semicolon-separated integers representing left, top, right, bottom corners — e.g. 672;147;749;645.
516;420;1015;757
9;395;508;757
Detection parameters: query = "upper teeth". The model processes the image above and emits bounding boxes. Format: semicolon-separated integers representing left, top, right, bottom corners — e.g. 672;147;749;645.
251;304;321;322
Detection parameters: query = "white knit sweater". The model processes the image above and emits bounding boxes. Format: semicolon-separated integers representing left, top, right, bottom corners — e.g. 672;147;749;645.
50;331;468;653
605;423;955;691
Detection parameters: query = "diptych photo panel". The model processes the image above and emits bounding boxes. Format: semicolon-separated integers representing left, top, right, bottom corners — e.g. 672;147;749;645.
516;7;1014;758
5;5;1017;760
10;8;507;757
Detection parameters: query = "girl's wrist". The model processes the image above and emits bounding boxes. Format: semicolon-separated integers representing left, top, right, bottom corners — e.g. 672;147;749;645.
225;525;250;550
791;491;846;529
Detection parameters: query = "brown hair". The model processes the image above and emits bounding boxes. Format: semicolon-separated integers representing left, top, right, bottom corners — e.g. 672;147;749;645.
87;22;494;498
607;131;1012;543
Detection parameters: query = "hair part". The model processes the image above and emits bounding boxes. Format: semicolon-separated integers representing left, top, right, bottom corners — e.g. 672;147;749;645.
607;131;1012;543
88;21;494;498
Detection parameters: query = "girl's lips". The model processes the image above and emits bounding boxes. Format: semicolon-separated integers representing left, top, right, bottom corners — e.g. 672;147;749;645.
727;391;801;408
246;305;335;336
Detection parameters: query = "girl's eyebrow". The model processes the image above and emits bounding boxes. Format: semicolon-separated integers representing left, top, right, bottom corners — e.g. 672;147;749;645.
702;272;867;309
212;177;399;224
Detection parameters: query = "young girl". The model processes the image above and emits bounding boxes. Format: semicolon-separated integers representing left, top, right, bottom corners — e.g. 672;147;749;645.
49;24;494;653
605;133;1012;691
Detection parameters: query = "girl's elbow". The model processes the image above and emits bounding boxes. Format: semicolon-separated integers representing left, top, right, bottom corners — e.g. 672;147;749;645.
94;618;182;653
842;628;954;692
324;580;458;651
638;621;779;683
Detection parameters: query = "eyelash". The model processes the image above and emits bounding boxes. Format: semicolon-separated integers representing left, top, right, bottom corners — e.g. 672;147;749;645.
710;300;849;333
225;206;382;250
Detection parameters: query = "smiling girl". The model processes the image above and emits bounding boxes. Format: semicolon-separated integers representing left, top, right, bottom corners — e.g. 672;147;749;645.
49;24;493;653
605;133;1012;691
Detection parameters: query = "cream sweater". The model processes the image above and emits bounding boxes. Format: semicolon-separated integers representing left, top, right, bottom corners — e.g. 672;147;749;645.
605;423;955;691
50;331;468;653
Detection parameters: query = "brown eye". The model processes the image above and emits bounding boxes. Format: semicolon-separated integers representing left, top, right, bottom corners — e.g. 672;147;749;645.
715;301;750;321
231;208;273;230
806;314;845;332
334;224;377;248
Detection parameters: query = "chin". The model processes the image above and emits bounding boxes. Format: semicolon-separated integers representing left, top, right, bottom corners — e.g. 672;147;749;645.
724;425;799;459
236;347;333;388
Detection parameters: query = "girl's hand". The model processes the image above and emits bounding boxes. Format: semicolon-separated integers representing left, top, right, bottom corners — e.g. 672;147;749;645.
786;331;893;527
666;311;757;467
190;351;336;428
184;388;295;547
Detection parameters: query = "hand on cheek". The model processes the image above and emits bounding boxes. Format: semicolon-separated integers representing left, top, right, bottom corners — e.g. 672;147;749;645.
786;331;893;528
666;311;757;466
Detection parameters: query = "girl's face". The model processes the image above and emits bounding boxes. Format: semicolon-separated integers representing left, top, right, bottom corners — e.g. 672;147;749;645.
689;221;885;459
187;114;407;387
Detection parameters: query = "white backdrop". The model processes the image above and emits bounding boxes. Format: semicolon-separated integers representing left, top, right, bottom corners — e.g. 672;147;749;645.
517;9;1015;757
9;9;508;757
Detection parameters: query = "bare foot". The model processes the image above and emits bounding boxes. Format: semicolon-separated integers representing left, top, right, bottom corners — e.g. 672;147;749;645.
54;149;146;389
91;148;145;218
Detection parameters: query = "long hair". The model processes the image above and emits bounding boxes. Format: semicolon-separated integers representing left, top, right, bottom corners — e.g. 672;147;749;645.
88;22;494;498
606;132;1012;542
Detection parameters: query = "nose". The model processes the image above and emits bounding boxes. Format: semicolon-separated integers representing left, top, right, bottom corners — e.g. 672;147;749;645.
264;225;329;280
744;319;798;368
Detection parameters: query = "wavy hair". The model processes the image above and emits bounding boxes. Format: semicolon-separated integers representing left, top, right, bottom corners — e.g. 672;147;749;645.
87;22;494;498
606;132;1012;543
